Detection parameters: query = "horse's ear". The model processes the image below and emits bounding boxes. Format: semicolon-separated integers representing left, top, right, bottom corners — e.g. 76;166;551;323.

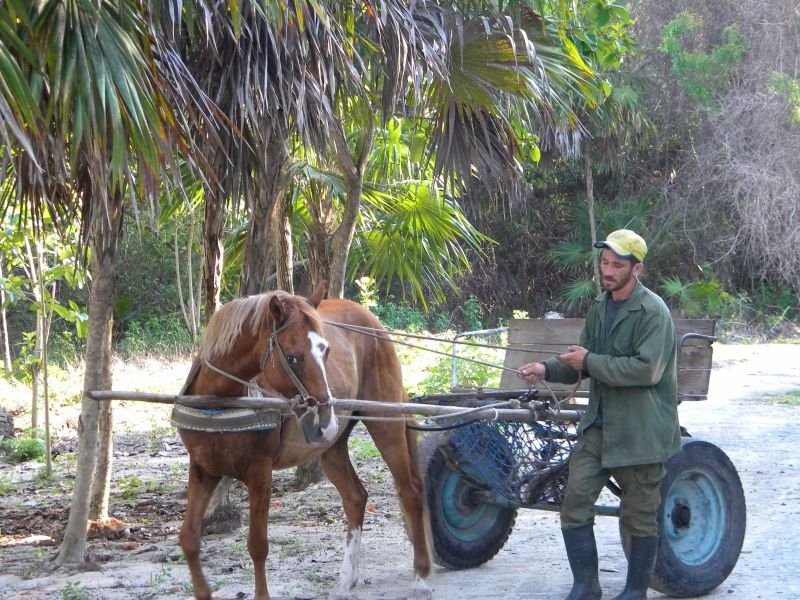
268;294;287;326
307;281;327;309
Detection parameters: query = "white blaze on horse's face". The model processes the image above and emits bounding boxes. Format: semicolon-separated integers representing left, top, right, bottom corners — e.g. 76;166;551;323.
308;330;330;388
307;330;338;443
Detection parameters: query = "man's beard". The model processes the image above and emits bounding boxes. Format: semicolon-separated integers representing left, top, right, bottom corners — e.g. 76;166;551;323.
602;270;634;292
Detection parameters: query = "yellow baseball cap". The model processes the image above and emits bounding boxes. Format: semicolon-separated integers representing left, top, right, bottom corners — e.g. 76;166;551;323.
594;229;647;262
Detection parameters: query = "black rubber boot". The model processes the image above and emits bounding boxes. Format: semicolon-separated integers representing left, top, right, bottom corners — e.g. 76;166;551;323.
562;525;603;600
611;536;658;600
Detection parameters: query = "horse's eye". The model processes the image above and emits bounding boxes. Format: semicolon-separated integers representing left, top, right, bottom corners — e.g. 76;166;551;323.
286;355;300;368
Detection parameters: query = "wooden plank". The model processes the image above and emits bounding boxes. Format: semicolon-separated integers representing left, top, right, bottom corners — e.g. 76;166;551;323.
498;318;716;401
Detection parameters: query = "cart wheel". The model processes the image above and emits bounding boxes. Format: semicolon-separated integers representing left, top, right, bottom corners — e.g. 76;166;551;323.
420;433;517;569
620;438;746;597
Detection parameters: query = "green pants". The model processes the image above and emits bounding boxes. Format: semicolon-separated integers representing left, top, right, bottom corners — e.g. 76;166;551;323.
560;425;666;537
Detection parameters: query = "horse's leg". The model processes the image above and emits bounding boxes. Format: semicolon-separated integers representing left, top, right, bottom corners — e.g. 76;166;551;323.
244;467;273;600
179;460;221;600
362;420;433;600
320;432;368;599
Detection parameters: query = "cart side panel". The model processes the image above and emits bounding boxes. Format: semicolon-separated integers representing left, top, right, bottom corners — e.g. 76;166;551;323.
499;318;716;401
500;318;587;393
674;319;716;401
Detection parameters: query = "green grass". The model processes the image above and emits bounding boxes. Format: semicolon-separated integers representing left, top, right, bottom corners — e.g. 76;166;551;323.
762;390;800;406
348;433;380;461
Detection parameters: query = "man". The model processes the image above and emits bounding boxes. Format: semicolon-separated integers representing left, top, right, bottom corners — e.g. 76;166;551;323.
518;229;681;600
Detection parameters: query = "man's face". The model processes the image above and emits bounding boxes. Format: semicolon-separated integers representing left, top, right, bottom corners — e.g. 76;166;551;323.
599;249;641;293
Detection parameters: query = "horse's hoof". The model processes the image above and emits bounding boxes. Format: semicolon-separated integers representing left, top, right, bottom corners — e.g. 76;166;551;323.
407;578;433;600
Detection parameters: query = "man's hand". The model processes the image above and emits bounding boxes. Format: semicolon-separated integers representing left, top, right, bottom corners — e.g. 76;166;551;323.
518;362;546;384
558;345;588;371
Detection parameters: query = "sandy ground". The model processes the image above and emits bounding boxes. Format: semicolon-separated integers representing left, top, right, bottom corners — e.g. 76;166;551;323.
1;342;799;600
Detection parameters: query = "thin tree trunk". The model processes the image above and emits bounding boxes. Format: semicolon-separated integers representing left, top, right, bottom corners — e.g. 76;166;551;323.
56;194;122;566
24;236;41;431
0;259;11;371
583;140;601;293
203;195;225;321
271;194;293;293
186;215;198;340
175;218;199;341
326;119;374;298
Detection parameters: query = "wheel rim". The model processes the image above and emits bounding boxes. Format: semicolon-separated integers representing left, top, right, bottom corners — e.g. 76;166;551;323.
439;462;502;542
662;466;726;565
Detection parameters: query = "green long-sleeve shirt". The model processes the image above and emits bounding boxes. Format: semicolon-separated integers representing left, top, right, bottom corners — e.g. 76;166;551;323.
543;280;682;468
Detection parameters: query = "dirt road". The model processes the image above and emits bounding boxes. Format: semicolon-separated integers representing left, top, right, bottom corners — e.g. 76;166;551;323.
1;343;799;599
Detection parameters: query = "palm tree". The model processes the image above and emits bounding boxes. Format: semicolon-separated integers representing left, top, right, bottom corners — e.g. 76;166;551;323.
0;0;218;565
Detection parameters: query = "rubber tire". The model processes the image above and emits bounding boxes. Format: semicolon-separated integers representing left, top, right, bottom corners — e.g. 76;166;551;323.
419;432;517;569
621;438;746;597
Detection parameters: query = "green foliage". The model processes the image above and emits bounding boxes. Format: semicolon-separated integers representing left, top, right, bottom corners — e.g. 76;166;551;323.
1;430;46;463
461;296;484;332
354;276;379;310
0;475;15;496
409;336;504;395
62;581;93;600
116;316;195;359
767;72;800;124
562;278;600;310
114;475;162;500
548;195;655;309
655;271;796;338
372;301;427;333
348;433;380;461
659;13;746;108
661;274;734;318
762;390;800;407
349;180;492;309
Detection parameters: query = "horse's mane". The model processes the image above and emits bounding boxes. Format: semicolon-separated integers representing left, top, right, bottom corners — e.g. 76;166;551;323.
200;291;323;361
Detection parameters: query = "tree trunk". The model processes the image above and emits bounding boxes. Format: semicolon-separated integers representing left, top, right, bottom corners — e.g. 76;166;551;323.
240;135;289;295
271;193;293;293
203;195;225;321
90;318;115;520
56;192;123;566
0;259;11;371
583;139;601;293
240;183;278;295
24;237;42;431
325;119;373;298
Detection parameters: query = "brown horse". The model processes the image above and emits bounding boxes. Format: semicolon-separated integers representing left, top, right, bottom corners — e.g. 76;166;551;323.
176;286;432;600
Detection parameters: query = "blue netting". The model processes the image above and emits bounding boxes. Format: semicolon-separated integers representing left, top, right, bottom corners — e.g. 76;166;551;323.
447;419;575;505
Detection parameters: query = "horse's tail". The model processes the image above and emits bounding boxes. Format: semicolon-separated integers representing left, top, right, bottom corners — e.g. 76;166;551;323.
406;420;434;567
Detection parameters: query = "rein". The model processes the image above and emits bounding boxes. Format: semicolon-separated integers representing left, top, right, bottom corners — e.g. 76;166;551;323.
323;319;583;416
323;320;530;377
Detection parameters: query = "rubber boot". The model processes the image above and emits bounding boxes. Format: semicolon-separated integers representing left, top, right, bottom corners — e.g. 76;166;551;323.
562;525;603;600
611;536;658;600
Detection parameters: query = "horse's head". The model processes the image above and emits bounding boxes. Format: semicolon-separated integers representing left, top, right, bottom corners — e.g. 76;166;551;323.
258;285;338;445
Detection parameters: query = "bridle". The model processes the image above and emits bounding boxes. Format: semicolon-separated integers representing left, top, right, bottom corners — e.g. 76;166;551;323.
203;318;326;410
261;319;327;408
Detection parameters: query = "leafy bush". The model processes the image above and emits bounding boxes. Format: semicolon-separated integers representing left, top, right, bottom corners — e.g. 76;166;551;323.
116;316;195;359
1;432;45;463
372;301;427;332
408;336;505;396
